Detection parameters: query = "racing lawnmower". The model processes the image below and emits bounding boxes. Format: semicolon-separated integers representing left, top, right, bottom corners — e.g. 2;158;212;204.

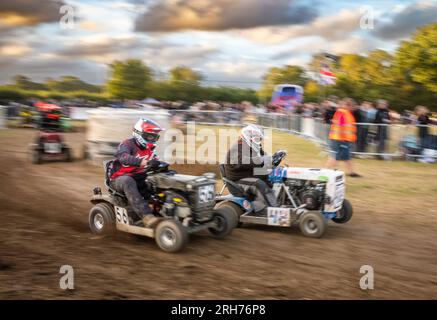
89;161;236;253
30;102;72;164
215;151;353;238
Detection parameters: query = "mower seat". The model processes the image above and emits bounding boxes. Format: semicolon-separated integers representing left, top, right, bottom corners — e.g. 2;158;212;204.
103;160;126;199
219;164;246;198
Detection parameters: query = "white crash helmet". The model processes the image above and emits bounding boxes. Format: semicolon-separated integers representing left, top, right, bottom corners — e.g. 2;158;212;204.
240;124;264;153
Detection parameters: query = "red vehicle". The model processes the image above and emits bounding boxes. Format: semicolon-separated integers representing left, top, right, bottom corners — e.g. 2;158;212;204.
31;102;72;164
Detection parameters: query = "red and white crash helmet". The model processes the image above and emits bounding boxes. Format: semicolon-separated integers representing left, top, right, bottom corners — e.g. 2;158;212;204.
133;118;164;149
240;124;264;153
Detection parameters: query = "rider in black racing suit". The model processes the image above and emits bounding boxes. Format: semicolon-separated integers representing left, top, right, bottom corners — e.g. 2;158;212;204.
224;125;279;207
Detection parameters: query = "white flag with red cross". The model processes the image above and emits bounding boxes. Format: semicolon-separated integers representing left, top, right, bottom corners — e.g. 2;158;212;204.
319;63;337;86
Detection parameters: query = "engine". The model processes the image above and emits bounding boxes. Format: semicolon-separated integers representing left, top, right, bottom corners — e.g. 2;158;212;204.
285;179;326;210
148;172;216;222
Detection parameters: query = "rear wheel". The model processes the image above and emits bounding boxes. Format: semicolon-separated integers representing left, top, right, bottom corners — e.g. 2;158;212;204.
208;208;237;239
214;201;243;228
155;220;188;253
332;199;353;224
299;211;326;238
89;202;116;235
82;144;89;160
32;148;42;164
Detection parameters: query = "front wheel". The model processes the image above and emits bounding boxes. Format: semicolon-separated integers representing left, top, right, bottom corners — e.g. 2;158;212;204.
64;147;73;162
299;211;326;238
155;220;188;253
332;199;353;224
89;202;116;235
208;208;237;239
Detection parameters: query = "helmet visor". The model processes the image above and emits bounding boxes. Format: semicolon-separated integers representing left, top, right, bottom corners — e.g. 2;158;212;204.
142;132;160;143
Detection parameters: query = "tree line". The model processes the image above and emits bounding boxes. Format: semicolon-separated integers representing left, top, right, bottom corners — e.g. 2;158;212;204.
0;64;259;105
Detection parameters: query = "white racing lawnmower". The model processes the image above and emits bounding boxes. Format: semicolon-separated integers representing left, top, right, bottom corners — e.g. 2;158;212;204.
89;161;236;253
215;151;353;238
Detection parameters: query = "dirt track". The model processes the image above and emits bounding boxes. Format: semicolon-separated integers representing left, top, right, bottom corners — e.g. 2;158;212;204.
0;128;436;299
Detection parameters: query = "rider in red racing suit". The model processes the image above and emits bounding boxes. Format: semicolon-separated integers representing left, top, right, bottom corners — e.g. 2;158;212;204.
110;118;163;228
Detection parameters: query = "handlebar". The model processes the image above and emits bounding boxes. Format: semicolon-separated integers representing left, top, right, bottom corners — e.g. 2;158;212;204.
147;161;170;173
137;161;171;175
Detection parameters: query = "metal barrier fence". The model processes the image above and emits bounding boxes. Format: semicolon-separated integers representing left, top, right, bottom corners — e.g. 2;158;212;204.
257;113;437;160
169;110;243;125
172;110;437;161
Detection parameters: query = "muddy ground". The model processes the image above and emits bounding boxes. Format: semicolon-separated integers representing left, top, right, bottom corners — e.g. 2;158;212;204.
0;128;436;299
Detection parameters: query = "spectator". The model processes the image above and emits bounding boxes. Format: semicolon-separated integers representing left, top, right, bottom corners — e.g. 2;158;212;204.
355;101;372;153
374;99;391;159
401;110;413;124
252;104;266;114
312;103;322;118
326;98;361;177
415;105;431;148
294;103;303;132
322;100;336;124
367;102;377;122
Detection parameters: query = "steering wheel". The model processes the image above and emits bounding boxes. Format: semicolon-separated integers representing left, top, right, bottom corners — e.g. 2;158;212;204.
272;150;288;167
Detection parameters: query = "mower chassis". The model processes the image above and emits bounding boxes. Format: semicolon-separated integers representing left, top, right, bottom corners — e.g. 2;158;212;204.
116;222;154;237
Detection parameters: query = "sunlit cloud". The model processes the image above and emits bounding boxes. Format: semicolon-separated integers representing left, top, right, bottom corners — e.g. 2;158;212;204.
0;0;425;87
135;0;317;32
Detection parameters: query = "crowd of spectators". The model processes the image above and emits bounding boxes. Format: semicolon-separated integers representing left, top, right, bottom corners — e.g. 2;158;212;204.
6;96;435;161
261;96;434;158
147;97;435;158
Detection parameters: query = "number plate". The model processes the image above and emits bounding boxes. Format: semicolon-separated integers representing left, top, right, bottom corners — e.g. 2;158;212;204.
198;184;215;203
44;143;61;154
115;206;129;225
333;184;345;209
267;207;291;226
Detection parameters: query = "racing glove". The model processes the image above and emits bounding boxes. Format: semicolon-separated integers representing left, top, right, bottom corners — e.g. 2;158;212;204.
274;150;288;158
147;159;161;169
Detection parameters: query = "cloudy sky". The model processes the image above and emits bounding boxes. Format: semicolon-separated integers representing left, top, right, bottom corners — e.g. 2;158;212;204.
0;0;436;88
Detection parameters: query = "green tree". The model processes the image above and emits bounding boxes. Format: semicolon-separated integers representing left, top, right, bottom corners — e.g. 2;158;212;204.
162;66;203;101
394;22;437;93
169;66;203;85
205;86;258;104
303;80;320;102
0;86;24;101
107;59;152;100
45;76;101;93
338;54;365;85
364;50;394;86
258;65;307;102
13;75;46;91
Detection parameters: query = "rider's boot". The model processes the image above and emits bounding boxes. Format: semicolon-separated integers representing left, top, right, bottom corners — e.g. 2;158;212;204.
265;191;279;207
142;214;160;228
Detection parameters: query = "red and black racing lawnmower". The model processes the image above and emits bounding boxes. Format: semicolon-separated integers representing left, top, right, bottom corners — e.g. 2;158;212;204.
30;102;72;164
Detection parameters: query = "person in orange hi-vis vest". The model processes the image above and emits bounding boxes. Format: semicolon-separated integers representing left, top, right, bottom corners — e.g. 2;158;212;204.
326;98;362;177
